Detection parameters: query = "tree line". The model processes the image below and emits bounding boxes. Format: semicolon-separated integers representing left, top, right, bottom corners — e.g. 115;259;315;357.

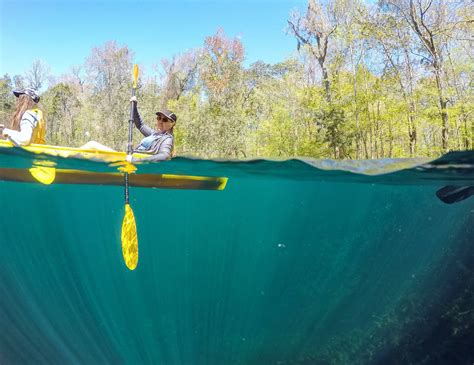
0;0;472;159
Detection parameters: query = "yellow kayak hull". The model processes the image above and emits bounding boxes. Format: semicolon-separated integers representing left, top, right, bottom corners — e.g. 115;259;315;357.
0;141;228;190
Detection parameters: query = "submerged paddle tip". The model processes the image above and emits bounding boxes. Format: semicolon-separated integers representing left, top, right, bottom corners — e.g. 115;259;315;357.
121;203;139;270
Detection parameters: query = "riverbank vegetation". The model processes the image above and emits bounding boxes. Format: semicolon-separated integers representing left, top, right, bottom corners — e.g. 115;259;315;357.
1;0;472;159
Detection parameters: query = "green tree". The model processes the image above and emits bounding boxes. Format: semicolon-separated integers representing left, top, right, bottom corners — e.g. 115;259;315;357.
41;83;81;145
197;28;248;158
85;41;134;149
382;0;471;151
0;74;15;123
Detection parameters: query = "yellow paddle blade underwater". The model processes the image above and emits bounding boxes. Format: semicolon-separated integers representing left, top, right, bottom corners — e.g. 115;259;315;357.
121;203;138;270
29;166;56;185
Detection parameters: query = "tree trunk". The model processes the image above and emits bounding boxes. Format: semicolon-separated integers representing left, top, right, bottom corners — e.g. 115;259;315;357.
462;109;472;150
350;44;361;159
362;132;369;159
319;58;331;103
434;68;449;151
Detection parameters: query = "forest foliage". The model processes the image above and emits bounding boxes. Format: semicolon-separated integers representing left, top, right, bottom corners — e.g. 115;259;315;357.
1;0;472;159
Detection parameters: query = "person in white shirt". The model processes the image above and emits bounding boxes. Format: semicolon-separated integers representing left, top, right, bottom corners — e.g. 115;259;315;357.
0;88;46;145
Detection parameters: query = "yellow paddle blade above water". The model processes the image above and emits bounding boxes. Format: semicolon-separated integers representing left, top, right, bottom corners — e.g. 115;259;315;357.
29;166;56;185
121;203;138;270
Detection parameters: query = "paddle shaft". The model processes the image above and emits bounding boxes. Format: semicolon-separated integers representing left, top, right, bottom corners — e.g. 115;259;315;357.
125;73;138;204
124;173;130;203
121;64;140;270
127;88;136;155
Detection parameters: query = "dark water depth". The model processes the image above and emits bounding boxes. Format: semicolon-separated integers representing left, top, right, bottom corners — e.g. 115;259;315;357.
0;148;473;364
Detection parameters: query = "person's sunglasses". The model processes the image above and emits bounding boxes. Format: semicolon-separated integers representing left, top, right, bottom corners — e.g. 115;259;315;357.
157;115;171;123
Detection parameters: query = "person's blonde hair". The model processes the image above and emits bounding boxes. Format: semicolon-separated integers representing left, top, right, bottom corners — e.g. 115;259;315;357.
9;94;38;131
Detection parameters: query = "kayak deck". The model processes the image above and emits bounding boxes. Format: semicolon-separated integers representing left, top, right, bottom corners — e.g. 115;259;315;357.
0;140;149;162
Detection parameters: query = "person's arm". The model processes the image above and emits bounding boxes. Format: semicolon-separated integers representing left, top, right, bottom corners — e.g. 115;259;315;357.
132;101;155;137
133;136;173;162
2;111;38;145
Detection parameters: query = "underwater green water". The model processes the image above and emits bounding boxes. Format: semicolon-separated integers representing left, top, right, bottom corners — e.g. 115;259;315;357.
0;149;473;364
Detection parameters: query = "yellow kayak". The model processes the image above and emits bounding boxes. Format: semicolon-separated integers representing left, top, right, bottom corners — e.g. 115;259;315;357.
0;140;228;190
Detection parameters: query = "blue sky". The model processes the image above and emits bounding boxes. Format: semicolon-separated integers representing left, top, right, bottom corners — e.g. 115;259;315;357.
1;0;307;80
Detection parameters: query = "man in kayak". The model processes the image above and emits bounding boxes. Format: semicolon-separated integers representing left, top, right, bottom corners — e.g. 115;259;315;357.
0;88;46;145
81;97;176;162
